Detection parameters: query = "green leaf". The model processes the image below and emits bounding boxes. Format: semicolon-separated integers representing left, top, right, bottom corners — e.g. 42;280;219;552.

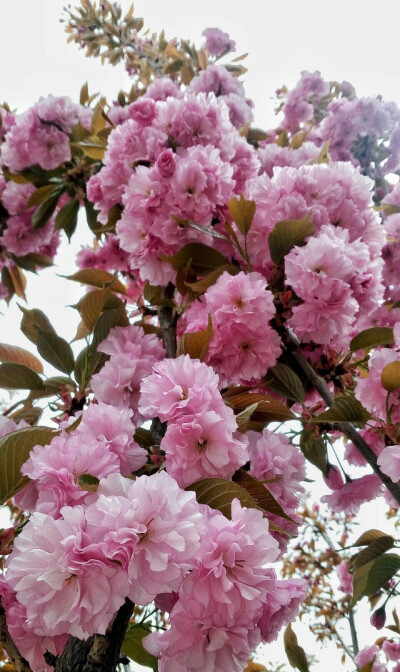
74;287;112;332
19;305;57;345
300;435;329;475
224;390;296;428
365;553;400;597
36;330;75;374
54;198;80;239
25;184;58;208
176;315;213;362
74;344;107;390
268;214;315;264
184;265;239;294
162;243;230;275
71;135;107;160
233;469;294;521
44;376;76;393
235;402;259;432
313;395;369;424
186;477;261;519
350;536;395;572
0;343;43;373
350;327;394;352
381;361;400;392
226;194;256;236
0;363;44;390
284;623;309;672
77;474;100;492
9;405;43;426
31;185;65;229
175;218;229;241
66;268;126;295
0;426;56;503
265;364;305;402
121;623;158;671
134;428;154;449
84;197;99;232
92;305;129;349
351;553;400;606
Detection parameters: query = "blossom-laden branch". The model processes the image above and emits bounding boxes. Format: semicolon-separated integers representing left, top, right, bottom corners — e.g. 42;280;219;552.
292;350;400;506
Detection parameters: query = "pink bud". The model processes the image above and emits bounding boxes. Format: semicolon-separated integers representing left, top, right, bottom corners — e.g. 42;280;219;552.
370;606;386;630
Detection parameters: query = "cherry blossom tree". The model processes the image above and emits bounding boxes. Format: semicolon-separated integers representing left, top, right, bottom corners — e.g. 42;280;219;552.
2;3;400;672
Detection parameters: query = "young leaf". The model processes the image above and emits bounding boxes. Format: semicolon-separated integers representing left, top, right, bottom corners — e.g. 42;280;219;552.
350;326;394;352
74;344;107;390
353;529;394;547
176;315;213;362
233;470;295;521
162;243;230;274
121;623;158;671
184;265;239;294
186;477;261;519
268;214;315;264
36;330;75;374
66;269;126;295
300;435;329;475
0;425;56;503
0;363;44;390
364;553;400;597
0;343;43;374
19;306;57;345
77;474;100;492
226;194;256;236
75;286;112;332
284;624;309;672
265;364;305;402
225;391;296;425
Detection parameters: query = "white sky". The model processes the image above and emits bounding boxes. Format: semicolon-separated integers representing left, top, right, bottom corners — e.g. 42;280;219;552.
0;1;399;669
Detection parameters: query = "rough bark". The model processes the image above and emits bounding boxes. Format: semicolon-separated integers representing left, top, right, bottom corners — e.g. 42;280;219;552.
0;598;32;672
52;598;134;672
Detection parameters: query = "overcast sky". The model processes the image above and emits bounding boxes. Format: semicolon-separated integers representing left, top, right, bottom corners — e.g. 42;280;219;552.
0;1;399;669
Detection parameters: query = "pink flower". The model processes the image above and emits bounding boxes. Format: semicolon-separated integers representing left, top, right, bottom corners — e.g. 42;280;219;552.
383;640;400;661
201;28;236;57
257;576;307;643
377;445;400;482
0;578;68;672
144;602;261;672
5;507;130;639
321;474;383;515
355;348;398;420
75;402;146;475
139;355;221;422
90;472;205;605
162;410;248;488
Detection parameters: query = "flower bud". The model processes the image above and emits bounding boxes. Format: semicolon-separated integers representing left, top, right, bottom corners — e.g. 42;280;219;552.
370;606;386;630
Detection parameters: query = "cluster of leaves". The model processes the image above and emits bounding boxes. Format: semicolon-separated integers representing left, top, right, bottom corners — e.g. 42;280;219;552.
64;0;247;86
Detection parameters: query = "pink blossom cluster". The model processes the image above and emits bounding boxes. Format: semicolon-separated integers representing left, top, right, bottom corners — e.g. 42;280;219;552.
181;271;281;385
139;355;249;487
2;95;91;172
91;324;165;419
285;224;383;348
144;500;307;672
240;162;383;280
87;91;259;285
201;27;236;57
279;70;332;134
18;401;146;517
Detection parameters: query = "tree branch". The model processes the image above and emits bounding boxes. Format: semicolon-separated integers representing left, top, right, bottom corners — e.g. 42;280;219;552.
292;350;400;506
53;598;134;672
0;597;32;672
158;283;177;359
348;608;359;657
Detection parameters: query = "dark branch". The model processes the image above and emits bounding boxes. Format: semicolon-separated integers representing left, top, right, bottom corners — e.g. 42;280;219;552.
158;283;177;358
53;598;134;672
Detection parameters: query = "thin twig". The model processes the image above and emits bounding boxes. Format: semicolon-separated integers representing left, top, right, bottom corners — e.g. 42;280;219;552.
348;608;359;657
